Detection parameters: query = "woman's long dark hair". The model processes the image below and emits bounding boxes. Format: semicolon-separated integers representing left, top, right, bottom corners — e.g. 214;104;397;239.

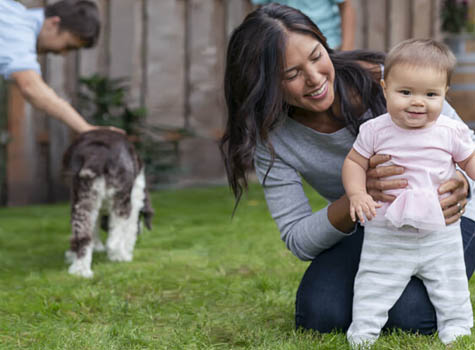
220;4;386;208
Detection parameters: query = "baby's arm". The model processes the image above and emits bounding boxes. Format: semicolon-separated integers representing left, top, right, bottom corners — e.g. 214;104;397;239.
342;149;381;223
457;151;475;181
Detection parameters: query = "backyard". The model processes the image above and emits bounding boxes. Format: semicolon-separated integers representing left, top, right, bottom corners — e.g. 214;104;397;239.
1;183;475;350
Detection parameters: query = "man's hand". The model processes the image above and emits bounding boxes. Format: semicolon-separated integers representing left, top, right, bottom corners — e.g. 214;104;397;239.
82;124;126;134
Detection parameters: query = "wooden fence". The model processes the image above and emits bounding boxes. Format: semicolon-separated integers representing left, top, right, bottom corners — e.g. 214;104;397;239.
2;0;470;205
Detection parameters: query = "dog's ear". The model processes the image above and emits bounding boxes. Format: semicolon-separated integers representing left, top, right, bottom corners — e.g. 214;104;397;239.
140;189;154;230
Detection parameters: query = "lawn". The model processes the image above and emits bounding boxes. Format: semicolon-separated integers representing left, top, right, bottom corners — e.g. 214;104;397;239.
0;183;475;349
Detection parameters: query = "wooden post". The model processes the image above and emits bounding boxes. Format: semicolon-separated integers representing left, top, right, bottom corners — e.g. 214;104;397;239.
366;0;388;51
0;78;8;205
179;0;227;185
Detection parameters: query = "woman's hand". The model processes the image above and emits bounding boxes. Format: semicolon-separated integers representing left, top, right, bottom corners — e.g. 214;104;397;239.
439;171;469;225
366;154;407;202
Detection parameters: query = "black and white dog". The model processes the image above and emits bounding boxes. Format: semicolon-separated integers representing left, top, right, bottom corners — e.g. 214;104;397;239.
62;130;154;278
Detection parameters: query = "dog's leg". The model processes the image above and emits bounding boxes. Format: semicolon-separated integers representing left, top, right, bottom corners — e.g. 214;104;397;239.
92;218;106;252
106;170;146;261
67;175;105;278
106;214;133;262
125;170;146;257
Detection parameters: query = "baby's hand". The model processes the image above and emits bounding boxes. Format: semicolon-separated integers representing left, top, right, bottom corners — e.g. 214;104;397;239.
349;193;381;223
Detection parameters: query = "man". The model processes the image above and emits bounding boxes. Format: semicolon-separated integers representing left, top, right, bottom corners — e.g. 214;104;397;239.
0;0;121;133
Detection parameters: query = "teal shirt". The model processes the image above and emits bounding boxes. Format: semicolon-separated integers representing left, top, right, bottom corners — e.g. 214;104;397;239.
251;0;345;48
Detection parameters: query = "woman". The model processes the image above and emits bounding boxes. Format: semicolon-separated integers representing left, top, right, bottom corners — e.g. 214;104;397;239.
220;4;475;334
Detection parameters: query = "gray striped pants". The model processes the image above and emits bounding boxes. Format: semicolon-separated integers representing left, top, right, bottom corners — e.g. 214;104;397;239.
347;222;473;348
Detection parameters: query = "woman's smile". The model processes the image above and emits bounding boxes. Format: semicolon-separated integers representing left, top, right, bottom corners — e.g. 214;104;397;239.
305;80;328;99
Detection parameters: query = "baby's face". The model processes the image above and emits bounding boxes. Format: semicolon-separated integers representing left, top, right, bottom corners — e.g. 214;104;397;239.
381;64;448;129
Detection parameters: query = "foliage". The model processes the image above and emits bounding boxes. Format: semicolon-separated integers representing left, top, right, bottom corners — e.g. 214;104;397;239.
77;74;192;187
441;0;474;34
77;74;145;135
1;183;475;349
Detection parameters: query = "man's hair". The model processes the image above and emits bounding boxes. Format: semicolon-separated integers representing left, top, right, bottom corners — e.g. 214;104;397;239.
45;0;100;48
384;38;457;86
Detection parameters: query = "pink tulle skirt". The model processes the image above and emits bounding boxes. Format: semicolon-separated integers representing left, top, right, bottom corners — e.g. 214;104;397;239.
384;189;446;231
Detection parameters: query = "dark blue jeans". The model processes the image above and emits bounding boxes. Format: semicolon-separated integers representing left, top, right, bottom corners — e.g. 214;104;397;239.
295;217;475;334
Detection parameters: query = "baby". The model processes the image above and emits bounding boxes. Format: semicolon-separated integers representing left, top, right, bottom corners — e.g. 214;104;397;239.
342;38;475;348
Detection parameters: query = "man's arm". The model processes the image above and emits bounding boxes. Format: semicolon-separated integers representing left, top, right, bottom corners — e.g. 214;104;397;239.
11;70;95;133
338;0;356;51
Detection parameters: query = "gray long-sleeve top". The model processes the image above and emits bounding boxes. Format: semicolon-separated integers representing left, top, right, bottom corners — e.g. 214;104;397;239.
254;102;475;261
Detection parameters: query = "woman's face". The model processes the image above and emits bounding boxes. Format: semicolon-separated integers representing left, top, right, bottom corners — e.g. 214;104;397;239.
282;32;335;114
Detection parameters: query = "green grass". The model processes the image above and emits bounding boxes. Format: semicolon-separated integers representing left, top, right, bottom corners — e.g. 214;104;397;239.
1;183;475;349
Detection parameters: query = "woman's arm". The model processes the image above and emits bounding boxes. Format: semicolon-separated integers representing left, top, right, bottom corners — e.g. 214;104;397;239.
254;139;357;261
439;101;474;223
458;152;475;181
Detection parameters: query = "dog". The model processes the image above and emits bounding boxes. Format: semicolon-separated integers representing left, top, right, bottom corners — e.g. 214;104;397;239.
62;129;154;278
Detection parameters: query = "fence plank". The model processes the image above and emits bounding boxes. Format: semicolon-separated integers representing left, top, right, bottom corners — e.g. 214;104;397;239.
180;0;226;184
45;53;74;201
109;0;143;108
225;0;254;37
78;0;109;77
0;79;8;205
412;0;432;38
7;86;38;205
145;0;186;128
388;0;411;48
433;0;443;41
366;0;387;51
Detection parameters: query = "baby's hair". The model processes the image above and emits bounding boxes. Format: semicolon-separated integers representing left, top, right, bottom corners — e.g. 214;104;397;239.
384;38;456;86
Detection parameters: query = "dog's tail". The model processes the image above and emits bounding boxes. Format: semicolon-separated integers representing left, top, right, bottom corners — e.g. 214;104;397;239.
141;187;154;230
63;142;109;182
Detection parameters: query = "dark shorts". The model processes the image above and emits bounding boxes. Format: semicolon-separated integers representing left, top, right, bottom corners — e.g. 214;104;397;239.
295;217;475;334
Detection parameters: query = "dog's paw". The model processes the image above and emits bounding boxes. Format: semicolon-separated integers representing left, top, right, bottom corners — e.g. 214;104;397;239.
68;264;94;278
64;250;76;264
93;241;106;252
107;250;133;262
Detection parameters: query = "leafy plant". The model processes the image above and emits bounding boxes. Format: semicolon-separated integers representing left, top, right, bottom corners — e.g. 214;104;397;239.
77;74;192;187
441;0;473;34
77;74;145;134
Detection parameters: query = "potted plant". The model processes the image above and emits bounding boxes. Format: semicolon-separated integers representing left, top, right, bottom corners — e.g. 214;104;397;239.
441;0;475;54
77;74;192;187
